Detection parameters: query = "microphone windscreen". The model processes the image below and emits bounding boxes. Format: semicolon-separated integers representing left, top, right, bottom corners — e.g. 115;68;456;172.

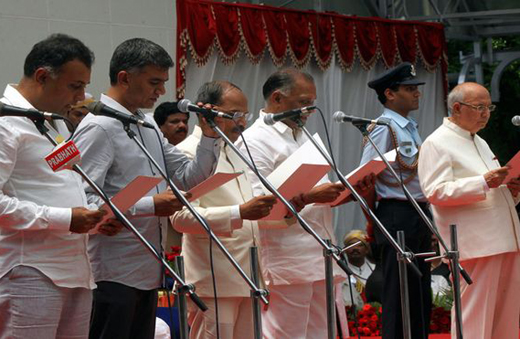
177;99;191;113
333;111;346;122
263;114;276;126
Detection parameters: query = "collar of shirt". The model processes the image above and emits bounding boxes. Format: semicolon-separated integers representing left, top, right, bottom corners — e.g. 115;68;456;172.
259;109;301;140
3;84;66;138
100;93;145;119
3;84;34;109
443;117;473;140
259;109;292;135
382;108;418;130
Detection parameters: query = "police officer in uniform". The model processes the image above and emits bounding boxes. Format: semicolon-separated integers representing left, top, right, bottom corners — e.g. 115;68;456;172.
360;62;432;339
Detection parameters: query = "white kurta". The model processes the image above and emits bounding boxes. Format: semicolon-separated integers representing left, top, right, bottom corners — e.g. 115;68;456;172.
172;126;260;298
418;118;520;339
418;118;520;261
237;111;348;339
236;111;344;286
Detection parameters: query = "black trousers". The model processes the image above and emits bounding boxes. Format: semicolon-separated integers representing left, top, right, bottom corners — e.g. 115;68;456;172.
374;199;432;339
89;281;158;339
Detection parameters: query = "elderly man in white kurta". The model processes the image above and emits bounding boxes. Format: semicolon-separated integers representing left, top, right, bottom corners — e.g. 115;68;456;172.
171;81;277;339
418;82;520;339
236;69;365;339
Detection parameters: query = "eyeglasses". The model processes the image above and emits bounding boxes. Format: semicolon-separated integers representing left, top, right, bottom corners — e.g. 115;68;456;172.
213;106;254;122
231;111;253;122
458;102;496;113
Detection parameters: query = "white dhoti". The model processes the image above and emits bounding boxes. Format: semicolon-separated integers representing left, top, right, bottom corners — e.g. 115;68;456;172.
455;252;520;339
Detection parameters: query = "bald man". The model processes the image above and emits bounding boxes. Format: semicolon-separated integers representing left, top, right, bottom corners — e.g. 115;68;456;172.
418;82;520;339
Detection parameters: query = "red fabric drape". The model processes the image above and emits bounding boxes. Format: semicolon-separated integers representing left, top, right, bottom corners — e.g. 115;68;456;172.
377;22;398;68
213;4;240;63
263;10;288;64
176;0;448;98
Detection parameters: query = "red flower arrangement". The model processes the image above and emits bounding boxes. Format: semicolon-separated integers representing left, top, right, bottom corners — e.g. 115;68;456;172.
430;306;451;333
346;303;382;337
345;290;453;336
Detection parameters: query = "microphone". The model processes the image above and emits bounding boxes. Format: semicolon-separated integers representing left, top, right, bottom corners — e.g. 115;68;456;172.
177;99;233;119
86;101;155;129
263;106;316;126
512;116;520;126
333;111;389;126
0;102;64;121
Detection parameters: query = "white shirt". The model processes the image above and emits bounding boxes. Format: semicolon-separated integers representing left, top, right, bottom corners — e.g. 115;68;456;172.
74;94;220;290
419;118;520;260
342;261;374;307
0;84;94;289
236;110;344;285
431;275;450;297
347;260;374;282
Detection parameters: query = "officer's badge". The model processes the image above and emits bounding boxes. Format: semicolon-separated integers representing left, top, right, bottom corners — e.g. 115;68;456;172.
410;64;416;77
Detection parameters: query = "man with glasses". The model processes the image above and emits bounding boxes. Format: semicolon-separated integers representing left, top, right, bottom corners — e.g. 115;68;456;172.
360;62;432;339
419;82;520;339
172;80;277;339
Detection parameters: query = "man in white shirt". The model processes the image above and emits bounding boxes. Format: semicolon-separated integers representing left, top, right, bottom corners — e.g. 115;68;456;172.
0;34;119;339
237;68;371;339
172;80;277;339
74;38;221;339
418;82;520;339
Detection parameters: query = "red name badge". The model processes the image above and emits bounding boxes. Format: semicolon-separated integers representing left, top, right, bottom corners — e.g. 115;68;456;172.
45;140;81;172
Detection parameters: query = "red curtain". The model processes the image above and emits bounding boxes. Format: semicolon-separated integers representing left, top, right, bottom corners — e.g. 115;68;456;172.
176;0;448;98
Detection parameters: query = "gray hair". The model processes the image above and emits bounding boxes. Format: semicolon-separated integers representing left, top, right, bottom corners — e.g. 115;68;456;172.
195;81;241;106
447;85;466;115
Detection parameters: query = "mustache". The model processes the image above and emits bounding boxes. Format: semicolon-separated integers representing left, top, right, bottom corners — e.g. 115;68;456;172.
175;128;188;134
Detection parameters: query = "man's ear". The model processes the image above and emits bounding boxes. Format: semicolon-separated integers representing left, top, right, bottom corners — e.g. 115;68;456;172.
384;88;395;103
272;91;282;104
450;102;461;117
117;71;131;88
34;67;51;85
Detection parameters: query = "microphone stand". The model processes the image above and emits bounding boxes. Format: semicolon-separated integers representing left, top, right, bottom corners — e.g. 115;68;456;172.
120;123;269;339
30;120;207;337
339;240;364;339
295;118;423;339
206;118;358;339
352;122;470;339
